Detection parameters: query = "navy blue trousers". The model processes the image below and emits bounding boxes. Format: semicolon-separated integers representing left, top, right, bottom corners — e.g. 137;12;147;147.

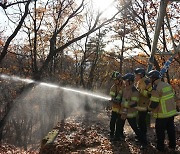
138;111;148;137
110;111;125;137
155;116;176;151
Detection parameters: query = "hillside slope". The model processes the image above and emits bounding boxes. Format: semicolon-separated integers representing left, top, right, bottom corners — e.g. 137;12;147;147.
39;110;180;154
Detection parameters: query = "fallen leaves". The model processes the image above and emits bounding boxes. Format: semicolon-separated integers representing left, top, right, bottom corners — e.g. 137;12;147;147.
40;112;180;154
0;143;37;154
1;111;180;153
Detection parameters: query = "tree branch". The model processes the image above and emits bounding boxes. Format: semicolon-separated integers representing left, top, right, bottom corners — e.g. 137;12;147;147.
0;0;32;63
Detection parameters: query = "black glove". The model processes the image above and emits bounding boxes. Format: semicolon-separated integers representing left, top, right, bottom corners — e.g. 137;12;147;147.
112;98;121;104
147;92;151;98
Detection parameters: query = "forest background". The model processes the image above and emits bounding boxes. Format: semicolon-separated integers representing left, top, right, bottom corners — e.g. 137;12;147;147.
0;0;179;151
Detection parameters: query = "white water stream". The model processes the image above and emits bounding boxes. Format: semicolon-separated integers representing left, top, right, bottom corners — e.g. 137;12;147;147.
0;74;111;101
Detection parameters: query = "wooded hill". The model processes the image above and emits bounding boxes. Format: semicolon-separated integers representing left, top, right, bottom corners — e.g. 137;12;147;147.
0;0;179;153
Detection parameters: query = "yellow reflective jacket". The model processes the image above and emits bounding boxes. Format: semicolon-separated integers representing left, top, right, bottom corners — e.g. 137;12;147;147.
149;79;177;118
121;85;139;118
136;77;152;111
109;84;123;113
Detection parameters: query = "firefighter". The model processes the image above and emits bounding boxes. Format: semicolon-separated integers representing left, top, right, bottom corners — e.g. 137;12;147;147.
134;67;152;141
109;71;124;140
147;70;177;152
121;73;147;146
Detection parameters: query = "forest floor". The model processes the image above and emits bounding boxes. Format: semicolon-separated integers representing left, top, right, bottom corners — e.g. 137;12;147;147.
0;110;180;154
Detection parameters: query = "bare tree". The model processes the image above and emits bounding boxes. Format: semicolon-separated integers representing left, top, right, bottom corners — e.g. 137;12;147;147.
0;0;32;63
33;0;130;80
125;0;179;71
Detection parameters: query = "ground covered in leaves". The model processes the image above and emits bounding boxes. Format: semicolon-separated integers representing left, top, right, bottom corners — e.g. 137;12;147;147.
0;110;180;154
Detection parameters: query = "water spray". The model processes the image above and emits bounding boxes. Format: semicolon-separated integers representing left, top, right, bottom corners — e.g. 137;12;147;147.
60;87;111;100
2;74;169;112
0;74;111;101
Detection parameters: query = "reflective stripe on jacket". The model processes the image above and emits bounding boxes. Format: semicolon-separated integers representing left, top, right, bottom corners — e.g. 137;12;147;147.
122;85;139;118
149;79;177;118
109;84;123;113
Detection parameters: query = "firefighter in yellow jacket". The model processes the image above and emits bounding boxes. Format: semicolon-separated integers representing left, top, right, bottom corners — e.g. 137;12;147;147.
134;68;152;141
109;71;124;140
121;73;147;146
147;70;177;152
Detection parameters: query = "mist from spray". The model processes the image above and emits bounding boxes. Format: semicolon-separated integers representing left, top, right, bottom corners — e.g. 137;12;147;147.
0;74;34;84
0;74;110;147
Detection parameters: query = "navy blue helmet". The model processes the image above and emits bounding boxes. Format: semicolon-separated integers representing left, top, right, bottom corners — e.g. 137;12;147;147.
122;73;135;82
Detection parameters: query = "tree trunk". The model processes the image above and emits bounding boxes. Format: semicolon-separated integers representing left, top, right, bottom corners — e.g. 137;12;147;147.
0;0;31;63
